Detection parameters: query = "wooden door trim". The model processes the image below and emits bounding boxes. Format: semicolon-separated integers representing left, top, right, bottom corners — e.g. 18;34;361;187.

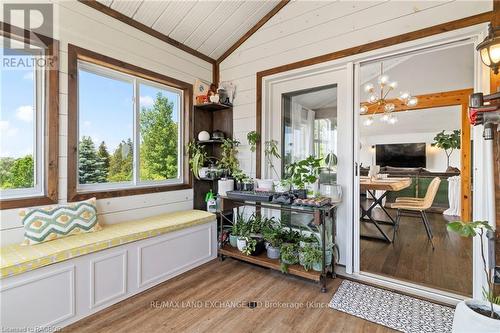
361;88;473;220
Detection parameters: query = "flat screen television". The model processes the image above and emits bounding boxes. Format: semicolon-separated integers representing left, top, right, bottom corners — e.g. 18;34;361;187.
375;143;426;168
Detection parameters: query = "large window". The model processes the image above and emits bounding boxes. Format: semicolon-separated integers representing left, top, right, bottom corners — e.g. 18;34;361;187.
0;28;58;209
68;45;191;201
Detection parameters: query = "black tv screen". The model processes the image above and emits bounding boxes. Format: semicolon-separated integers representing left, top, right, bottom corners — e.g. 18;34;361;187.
376;143;426;168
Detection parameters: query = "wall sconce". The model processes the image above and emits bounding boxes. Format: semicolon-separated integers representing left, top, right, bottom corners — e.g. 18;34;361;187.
477;23;500;74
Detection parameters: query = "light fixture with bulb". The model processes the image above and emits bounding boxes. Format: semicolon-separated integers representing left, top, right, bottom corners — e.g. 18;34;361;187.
360;62;418;126
477;23;500;74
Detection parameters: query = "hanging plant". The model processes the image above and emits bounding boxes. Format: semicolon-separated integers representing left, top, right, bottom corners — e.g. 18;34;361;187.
187;141;207;179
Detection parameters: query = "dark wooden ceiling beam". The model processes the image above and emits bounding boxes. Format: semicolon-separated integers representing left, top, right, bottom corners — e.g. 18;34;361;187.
216;0;290;64
78;0;216;65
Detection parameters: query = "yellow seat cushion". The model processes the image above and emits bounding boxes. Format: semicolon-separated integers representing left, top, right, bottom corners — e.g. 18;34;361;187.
0;210;215;279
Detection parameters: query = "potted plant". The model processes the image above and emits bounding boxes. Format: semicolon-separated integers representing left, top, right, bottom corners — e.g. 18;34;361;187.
299;245;323;271
286;156;322;198
263;224;283;259
217;138;241;177
230;212;246;247
247;130;260;179
448;221;500;332
280;243;299;273
320;152;342;202
257;140;280;190
187;141;207;179
431;129;461;172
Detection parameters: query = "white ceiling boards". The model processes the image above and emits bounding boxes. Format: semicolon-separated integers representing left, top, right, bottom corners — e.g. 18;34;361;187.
97;0;281;60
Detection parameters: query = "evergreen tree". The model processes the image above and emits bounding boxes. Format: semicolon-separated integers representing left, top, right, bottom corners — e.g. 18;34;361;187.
97;141;110;180
108;139;133;182
140;93;178;180
79;136;106;184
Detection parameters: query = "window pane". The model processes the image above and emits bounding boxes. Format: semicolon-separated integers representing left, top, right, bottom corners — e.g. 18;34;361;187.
139;83;181;181
78;67;134;185
0;48;36;191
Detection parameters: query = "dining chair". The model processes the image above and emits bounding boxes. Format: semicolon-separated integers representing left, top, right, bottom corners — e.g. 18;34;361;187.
389;177;441;249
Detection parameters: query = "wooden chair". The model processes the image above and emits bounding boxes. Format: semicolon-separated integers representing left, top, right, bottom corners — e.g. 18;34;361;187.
389;177;441;249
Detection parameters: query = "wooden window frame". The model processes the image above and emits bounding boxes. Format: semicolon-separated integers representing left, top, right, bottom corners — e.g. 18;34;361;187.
0;22;59;210
67;44;193;202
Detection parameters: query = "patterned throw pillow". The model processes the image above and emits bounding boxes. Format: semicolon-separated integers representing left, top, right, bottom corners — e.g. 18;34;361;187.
20;198;102;245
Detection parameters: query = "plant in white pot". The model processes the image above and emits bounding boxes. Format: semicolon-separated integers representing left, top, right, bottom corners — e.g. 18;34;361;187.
447;221;500;332
187;141;207;179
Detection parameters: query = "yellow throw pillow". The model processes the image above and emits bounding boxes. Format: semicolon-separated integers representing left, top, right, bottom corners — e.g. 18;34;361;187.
20;197;102;245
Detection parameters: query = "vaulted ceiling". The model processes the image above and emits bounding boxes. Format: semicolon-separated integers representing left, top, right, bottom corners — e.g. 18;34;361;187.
96;0;281;61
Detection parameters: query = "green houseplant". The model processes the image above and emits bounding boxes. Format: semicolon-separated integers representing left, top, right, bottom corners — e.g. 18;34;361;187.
217;138;241;177
286;155;322;197
187;141;207;179
230;212;246;247
299;245;323;272
280;243;299;273
247;130;260;179
264;140;281;179
262;224;284;259
431;129;461;171
448;221;500;332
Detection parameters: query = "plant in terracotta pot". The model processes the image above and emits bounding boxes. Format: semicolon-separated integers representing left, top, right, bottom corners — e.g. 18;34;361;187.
447;221;500;332
187;141;207;179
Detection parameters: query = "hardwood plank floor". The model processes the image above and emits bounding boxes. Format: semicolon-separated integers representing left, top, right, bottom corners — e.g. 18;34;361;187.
66;259;396;333
360;203;472;296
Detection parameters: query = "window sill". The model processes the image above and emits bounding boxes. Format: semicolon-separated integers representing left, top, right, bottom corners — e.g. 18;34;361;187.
68;183;192;202
0;195;58;210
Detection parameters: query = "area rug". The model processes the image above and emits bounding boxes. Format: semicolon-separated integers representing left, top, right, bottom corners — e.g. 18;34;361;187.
329;280;454;333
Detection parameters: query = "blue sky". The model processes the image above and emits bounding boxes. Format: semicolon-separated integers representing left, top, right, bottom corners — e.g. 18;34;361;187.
1;53;35;158
78;68;180;155
0;57;180;159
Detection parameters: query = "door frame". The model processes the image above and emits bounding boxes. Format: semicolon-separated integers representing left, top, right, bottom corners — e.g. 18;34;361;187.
256;24;490;305
351;27;488;304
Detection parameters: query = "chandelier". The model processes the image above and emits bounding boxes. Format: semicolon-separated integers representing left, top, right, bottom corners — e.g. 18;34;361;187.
360;62;418;126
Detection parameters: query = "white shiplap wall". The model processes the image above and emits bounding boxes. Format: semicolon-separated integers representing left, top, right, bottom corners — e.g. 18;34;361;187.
219;0;492;265
0;1;212;245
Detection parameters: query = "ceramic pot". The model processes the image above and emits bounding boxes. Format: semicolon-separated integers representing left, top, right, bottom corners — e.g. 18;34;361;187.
250;238;266;256
229;234;238;247
198;167;209;179
236;238;247;252
266;245;280;259
452;300;500;333
242;181;254;191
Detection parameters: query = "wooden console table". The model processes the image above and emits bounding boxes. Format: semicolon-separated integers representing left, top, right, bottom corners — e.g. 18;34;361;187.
217;196;339;292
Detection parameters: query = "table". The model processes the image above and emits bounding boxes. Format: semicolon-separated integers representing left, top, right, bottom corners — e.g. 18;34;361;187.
359;177;412;242
217;196;339;292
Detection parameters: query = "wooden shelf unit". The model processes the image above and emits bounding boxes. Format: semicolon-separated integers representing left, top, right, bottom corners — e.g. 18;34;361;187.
219;245;322;281
192;103;233;210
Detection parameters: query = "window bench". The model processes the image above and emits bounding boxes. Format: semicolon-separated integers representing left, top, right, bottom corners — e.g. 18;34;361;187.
0;209;217;329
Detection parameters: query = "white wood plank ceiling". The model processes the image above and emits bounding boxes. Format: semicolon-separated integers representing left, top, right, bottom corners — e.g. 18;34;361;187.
97;0;281;60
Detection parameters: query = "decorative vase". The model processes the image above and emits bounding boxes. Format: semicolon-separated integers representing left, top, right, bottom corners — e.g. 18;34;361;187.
197;131;210;141
320;184;343;203
266;245;280;259
452;300;500;332
229;234;238;247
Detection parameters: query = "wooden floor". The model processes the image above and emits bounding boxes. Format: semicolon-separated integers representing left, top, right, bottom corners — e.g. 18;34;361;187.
66;259;396;333
360;204;472;296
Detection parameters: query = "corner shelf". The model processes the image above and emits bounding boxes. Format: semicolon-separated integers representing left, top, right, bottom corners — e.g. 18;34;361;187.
194;103;232;112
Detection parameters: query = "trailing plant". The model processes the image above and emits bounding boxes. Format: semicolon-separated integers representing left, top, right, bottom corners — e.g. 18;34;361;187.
247;131;260;180
447;221;498;318
264;140;281;179
217;138;241;176
187;141;207;180
300;245;322;271
431;130;461;169
286;156;322;189
280;243;299;273
242;236;257;256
